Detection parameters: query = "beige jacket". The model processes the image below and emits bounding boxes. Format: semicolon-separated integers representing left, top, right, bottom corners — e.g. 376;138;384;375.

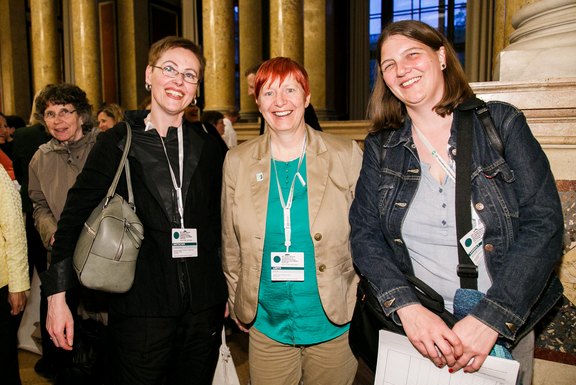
0;167;29;292
222;125;362;325
28;128;98;248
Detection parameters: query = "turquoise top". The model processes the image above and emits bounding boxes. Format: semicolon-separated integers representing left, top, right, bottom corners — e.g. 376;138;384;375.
254;157;348;345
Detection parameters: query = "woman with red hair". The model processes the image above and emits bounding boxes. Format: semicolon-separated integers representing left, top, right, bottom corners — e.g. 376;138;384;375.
222;57;361;385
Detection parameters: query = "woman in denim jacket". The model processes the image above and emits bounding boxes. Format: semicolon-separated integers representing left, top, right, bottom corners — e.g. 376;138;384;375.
349;20;563;384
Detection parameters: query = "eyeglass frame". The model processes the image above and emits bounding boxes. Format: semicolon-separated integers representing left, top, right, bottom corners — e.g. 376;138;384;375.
43;108;77;121
150;64;200;84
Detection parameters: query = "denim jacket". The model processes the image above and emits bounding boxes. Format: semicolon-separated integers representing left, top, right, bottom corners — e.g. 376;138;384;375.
350;101;563;343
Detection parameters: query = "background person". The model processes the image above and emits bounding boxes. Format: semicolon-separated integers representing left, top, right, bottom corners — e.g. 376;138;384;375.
0;166;29;385
349;20;563;385
28;83;100;380
97;103;124;131
222;109;239;148
223;57;362;385
42;36;227;385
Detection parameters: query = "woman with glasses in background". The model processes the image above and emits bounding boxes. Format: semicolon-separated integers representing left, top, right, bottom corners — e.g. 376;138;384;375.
42;36;227;384
28;83;99;380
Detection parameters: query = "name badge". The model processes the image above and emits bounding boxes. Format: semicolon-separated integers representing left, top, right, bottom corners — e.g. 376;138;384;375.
172;228;198;258
271;252;304;281
459;221;486;265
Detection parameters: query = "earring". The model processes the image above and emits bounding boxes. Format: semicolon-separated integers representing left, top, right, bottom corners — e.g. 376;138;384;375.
145;83;151;92
441;63;446;70
190;98;197;106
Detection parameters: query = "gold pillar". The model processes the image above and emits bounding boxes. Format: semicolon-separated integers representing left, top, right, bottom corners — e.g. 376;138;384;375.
70;0;101;108
117;0;149;110
0;0;31;117
30;0;61;92
270;0;304;63
239;0;262;119
493;0;538;71
304;0;326;113
202;0;235;112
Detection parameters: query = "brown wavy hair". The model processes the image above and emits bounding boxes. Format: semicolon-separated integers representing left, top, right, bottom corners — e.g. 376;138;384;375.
367;20;474;133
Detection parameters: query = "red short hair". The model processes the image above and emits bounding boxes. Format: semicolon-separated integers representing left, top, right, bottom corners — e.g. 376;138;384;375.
254;57;310;99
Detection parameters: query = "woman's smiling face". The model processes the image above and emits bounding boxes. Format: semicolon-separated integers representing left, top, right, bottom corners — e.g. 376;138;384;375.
380;34;446;111
257;73;310;135
145;47;201;117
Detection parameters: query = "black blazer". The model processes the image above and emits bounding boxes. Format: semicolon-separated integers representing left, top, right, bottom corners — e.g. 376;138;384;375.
42;111;227;317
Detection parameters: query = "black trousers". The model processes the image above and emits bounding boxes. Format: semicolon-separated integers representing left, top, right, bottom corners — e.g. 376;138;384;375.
0;285;22;385
108;302;225;385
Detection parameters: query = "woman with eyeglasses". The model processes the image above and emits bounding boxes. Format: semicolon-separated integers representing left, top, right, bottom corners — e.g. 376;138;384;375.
28;83;99;380
42;36;227;384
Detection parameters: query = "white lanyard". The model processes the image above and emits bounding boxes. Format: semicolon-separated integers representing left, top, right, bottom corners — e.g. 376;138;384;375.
159;126;185;228
271;137;307;253
413;124;456;183
413;124;485;230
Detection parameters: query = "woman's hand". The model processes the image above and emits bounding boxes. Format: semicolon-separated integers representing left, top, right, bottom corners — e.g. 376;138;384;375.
397;304;463;367
233;318;250;333
449;315;499;373
8;291;27;315
46;292;74;351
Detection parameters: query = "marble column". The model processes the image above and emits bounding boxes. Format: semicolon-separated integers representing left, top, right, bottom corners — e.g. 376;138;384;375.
239;0;262;120
304;0;327;116
182;0;200;43
270;0;304;63
493;0;538;73
117;0;149;109
30;0;61;93
70;0;102;108
202;0;235;112
496;0;576;80
0;0;31;117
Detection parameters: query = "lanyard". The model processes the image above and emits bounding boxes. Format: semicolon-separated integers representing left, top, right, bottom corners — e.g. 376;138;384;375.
413;124;484;229
271;137;307;253
159;126;185;228
413;124;456;183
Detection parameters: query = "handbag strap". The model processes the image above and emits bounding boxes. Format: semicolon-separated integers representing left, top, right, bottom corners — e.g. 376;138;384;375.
104;122;135;209
455;105;477;290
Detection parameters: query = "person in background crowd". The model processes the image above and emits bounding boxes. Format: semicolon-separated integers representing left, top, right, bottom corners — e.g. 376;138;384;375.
349;20;563;385
12;98;52;279
97;103;124;131
223;57;361;385
200;110;230;155
42;36;227;385
183;103;201;123
0;165;30;385
28;83;100;381
245;63;322;135
222;109;239;148
0;113;16;182
0;113;17;159
4;115;27;159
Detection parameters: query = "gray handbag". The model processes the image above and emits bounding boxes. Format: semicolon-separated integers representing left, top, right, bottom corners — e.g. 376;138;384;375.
73;123;144;293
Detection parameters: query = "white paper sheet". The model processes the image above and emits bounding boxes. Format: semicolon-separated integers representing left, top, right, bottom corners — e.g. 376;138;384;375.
374;330;520;385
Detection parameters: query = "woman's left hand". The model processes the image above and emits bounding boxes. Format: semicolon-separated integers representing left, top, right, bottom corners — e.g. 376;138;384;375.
8;291;27;315
449;315;499;373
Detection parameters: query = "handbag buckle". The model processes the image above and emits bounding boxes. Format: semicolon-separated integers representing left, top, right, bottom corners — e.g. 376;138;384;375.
457;264;478;279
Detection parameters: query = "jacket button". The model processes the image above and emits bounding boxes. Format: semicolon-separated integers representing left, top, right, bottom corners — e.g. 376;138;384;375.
319;264;326;272
383;298;395;308
314;233;322;241
475;202;485;211
505;322;517;333
484;244;494;252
